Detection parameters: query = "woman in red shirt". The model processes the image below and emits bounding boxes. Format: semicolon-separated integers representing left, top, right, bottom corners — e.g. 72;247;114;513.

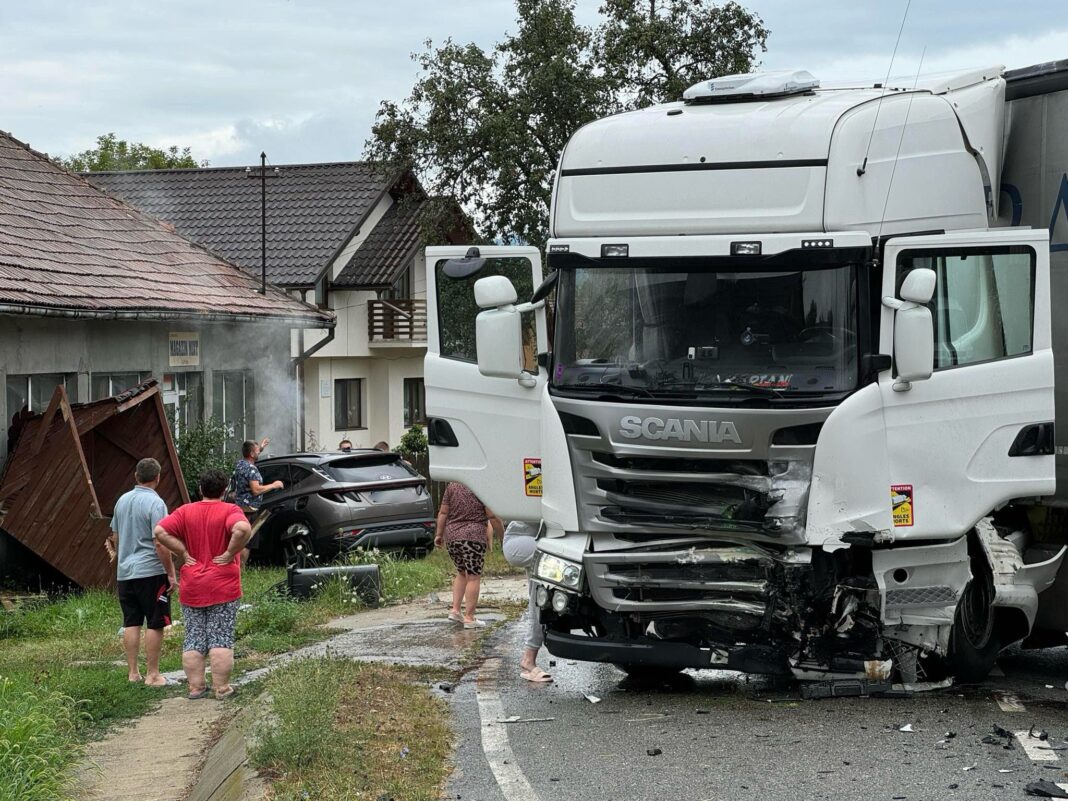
154;469;251;700
434;482;503;628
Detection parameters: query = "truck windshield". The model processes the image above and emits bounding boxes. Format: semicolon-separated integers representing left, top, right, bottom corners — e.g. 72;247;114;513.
552;258;859;398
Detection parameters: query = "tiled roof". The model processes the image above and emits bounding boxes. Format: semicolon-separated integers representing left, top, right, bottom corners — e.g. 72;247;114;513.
0;131;333;326
333;197;425;288
88;161;393;286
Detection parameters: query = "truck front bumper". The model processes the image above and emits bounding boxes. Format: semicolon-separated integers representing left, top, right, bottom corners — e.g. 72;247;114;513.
544;630;791;674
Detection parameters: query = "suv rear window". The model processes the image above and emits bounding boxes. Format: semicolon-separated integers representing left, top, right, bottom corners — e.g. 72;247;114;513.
324;456;419;483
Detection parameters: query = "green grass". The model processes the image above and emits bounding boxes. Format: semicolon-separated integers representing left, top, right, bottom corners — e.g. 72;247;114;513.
0;545;518;796
0;677;86;801
249;659;452;801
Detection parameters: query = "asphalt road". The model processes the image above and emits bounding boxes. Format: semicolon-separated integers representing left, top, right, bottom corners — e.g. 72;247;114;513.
446;620;1068;801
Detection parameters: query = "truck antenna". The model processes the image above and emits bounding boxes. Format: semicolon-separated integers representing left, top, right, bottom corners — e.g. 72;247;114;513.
876;46;927;242
858;0;912;177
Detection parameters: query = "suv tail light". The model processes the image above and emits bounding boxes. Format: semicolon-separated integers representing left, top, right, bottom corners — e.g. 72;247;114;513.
319;490;361;504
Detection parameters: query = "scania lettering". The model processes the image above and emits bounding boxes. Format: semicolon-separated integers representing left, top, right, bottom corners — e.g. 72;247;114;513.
618;416;742;444
424;61;1068;683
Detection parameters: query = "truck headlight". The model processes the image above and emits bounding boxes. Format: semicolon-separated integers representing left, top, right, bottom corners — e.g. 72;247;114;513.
535;553;582;589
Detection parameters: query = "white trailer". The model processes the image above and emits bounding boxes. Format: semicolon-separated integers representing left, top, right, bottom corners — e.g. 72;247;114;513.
424;60;1068;682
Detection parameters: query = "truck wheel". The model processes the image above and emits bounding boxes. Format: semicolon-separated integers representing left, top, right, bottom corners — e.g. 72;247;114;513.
947;561;1000;682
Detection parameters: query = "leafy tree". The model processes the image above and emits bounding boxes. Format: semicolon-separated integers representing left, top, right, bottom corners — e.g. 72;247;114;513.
173;417;236;499
367;0;767;246
396;424;428;458
59;133;206;172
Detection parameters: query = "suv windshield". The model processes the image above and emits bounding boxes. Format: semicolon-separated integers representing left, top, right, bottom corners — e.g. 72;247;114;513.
324;456;419;483
552;256;859;398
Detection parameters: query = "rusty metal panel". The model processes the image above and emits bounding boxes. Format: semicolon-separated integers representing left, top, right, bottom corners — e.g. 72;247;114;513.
0;379;189;588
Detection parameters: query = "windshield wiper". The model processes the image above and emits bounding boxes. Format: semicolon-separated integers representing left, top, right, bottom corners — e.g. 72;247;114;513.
555;384;654;399
701;381;784;399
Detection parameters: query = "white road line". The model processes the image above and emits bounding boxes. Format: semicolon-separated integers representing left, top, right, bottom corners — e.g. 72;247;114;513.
1016;731;1059;762
995;693;1026;712
476;656;544;801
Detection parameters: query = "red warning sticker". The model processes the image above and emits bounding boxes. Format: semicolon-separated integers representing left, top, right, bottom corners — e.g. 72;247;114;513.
524;458;542;497
891;484;914;527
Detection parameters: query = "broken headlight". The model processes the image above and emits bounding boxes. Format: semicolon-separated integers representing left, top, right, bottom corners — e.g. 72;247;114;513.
534;553;582;589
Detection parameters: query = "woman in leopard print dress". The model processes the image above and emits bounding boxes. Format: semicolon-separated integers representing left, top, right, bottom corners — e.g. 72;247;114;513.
434;482;503;628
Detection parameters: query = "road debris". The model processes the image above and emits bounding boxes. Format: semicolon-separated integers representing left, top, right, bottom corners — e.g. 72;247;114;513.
1025;779;1068;798
1030;726;1051;741
899;724;915;733
963;764;977;771
584;694;602;704
497;717;556;724
646;748;662;756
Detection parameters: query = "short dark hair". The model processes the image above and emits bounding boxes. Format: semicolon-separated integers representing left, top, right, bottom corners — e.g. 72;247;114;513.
135;457;161;484
198;469;229;500
242;440;257;458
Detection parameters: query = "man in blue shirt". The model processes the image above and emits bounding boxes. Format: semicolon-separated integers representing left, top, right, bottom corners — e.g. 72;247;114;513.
232;437;283;560
106;457;174;686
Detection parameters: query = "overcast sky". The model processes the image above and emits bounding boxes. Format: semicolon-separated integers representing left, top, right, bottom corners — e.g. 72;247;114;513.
2;1;1065;167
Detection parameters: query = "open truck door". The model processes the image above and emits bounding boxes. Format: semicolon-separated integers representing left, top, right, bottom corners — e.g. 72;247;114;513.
424;246;547;520
879;228;1055;537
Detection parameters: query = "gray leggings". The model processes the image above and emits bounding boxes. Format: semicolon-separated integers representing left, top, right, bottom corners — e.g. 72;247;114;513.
503;524;543;651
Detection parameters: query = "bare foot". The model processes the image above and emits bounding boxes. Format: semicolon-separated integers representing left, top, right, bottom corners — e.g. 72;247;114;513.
128;673;144;683
144;674;169;687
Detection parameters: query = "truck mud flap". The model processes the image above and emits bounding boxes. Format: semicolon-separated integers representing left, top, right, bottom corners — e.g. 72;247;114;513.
544;631;712;669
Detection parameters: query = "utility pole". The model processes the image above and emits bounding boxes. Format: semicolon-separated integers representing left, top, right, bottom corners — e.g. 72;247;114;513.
245;152;279;294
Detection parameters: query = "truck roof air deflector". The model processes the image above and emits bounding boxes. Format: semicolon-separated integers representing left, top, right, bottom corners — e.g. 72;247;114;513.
683;70;820;104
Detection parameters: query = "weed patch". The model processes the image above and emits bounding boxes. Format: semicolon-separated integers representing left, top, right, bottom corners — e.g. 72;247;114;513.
250;659;451;801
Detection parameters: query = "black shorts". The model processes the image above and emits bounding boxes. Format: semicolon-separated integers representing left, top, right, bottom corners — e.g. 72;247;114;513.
117;574;172;629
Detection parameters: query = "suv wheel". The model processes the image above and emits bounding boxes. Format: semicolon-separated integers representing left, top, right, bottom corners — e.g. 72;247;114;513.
282;522;317;569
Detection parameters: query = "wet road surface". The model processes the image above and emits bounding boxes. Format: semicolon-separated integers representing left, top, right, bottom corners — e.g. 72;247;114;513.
446;619;1068;801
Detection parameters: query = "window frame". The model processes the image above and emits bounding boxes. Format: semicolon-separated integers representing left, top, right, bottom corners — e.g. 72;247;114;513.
334;378;365;431
403;377;427;427
895;244;1037;373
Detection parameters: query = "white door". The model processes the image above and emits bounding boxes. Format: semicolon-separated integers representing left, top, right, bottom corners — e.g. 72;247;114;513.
424;246;546;520
880;229;1054;539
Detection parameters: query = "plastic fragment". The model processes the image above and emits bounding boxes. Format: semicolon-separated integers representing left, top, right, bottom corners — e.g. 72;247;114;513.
647;748;662;756
1025;779;1068;798
899;723;915;732
585;694;601;704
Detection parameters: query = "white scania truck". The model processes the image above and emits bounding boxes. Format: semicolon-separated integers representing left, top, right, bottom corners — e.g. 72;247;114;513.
424;60;1068;682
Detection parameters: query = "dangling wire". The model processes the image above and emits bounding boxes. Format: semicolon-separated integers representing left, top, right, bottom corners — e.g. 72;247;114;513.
858;0;913;177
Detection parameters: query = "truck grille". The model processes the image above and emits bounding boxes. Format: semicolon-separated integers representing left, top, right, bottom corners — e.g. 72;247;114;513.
587;546;774;617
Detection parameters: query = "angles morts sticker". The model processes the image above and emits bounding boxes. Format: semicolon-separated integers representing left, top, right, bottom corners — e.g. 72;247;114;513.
891;484;914;527
524;458;543;498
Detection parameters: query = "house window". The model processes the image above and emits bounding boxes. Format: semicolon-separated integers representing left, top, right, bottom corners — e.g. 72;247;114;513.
162;372;204;441
403;378;426;427
90;372;150;400
212;370;255;453
897;246;1035;370
6;373;79;413
334;378;364;430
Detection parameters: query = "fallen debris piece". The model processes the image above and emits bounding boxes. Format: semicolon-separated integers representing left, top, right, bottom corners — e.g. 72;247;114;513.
993;724;1015;739
497;717;556;724
647;748;662;756
963;764;977;772
899;723;915;733
1025;779;1068;798
801;679;892;699
584;694;602;704
998;769;1015;773
1030;725;1051;741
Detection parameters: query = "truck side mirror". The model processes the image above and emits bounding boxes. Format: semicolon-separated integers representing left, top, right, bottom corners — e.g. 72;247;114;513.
885;268;936;389
474;276;525;379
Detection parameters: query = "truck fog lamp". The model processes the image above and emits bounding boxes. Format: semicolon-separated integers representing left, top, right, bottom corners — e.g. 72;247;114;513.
600;243;629;258
730;241;761;256
551;590;571;613
535;585;550;608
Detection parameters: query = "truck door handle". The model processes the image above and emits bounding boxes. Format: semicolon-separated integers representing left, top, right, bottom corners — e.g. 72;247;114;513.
427;418;459;447
1008;422;1055;456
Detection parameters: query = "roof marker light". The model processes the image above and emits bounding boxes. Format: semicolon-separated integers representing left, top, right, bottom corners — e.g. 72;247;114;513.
731;241;762;256
601;244;629;258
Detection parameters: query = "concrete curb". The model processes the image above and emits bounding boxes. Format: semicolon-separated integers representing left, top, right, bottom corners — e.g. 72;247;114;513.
187;705;264;801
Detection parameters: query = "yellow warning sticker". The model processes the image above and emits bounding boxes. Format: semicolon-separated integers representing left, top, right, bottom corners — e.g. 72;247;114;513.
524;458;542;498
891;484;914;527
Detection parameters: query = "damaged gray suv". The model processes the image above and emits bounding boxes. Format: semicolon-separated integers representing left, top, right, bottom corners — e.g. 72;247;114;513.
250;450;436;565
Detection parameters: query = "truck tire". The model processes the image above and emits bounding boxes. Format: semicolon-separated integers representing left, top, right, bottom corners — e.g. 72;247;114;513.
947;560;1000;682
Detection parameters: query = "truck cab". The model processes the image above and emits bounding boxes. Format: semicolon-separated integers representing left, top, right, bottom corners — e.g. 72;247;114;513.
425;64;1068;683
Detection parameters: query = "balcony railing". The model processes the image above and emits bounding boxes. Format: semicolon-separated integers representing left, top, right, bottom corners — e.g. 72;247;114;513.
368;298;427;343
